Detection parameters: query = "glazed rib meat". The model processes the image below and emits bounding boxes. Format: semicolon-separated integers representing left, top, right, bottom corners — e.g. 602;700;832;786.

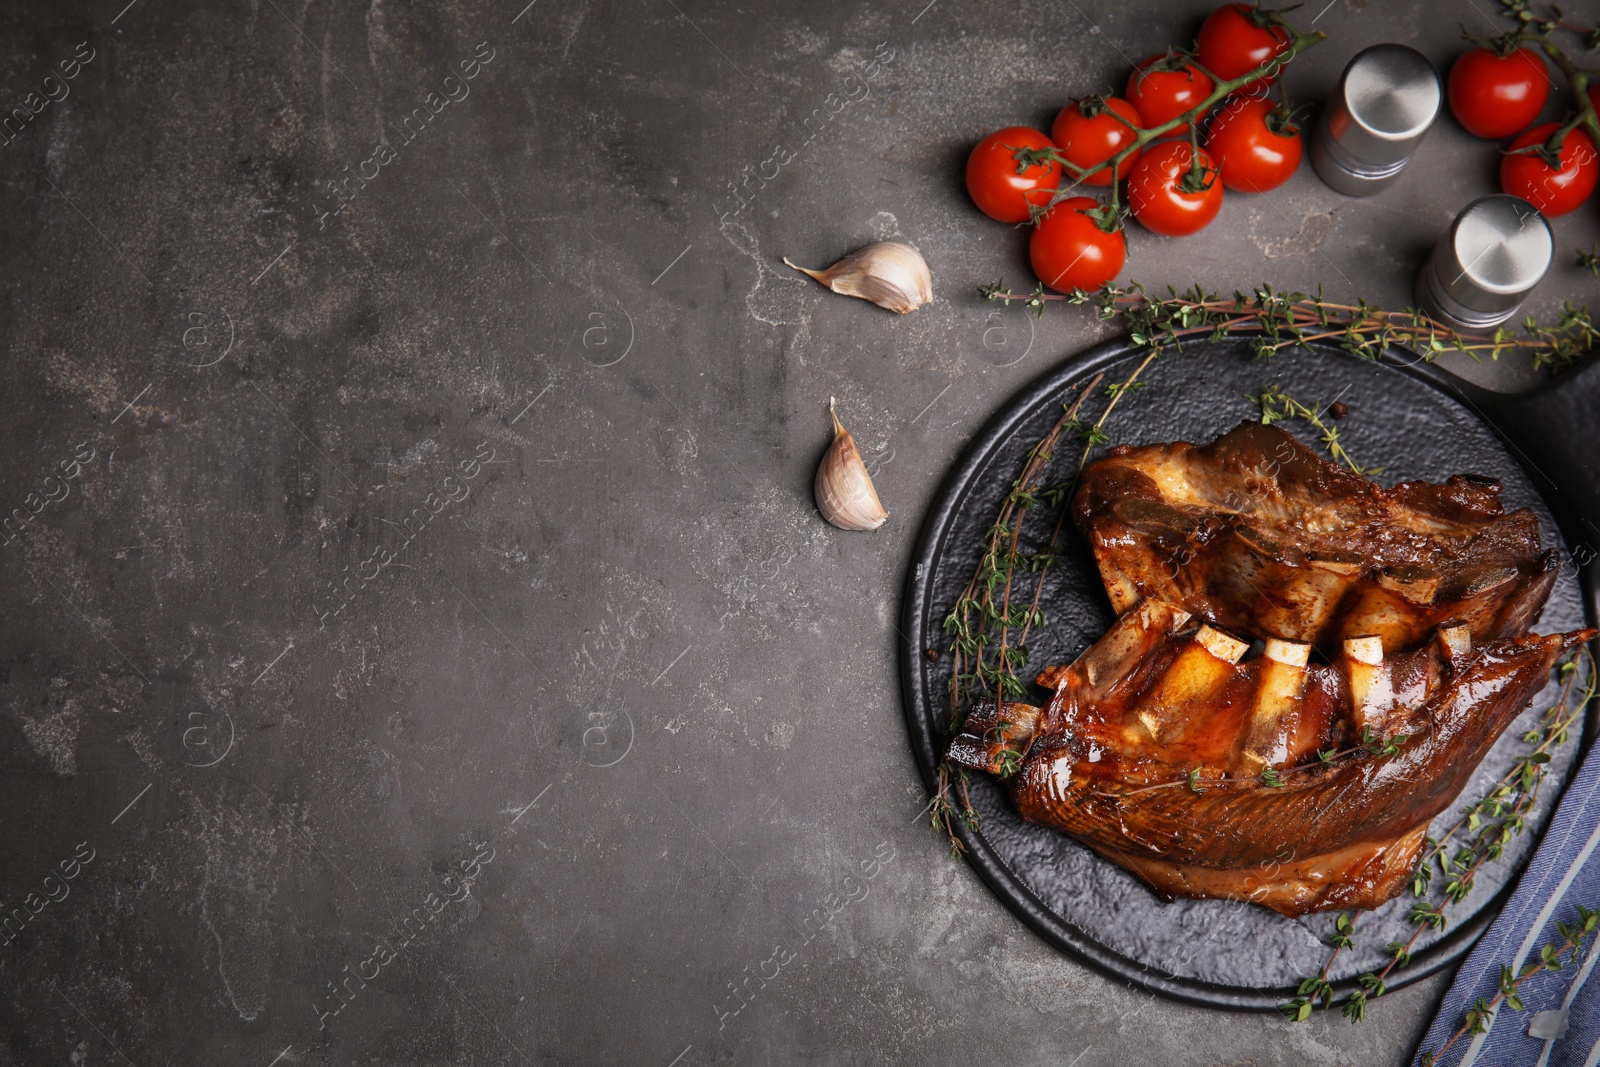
945;422;1591;917
951;600;1591;915
1073;421;1559;656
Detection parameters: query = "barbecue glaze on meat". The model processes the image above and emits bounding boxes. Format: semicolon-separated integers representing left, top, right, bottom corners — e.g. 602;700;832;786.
1074;421;1559;657
945;423;1592;917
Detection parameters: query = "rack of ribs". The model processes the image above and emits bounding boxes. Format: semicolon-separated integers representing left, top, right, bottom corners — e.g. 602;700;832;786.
946;423;1592;917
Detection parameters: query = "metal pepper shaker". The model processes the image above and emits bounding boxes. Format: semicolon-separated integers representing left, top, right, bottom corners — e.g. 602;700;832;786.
1416;195;1553;331
1311;44;1441;196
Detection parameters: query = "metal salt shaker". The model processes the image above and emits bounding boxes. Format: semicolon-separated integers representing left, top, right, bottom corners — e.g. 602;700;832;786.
1311;44;1441;196
1416;195;1553;331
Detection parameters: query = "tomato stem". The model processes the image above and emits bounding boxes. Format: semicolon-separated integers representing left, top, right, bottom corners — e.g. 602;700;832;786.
1532;40;1600;149
1242;0;1298;33
1177;121;1216;194
1497;2;1600;148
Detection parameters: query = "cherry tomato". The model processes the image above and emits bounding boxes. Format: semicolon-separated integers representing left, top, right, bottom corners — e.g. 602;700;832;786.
966;126;1062;223
1128;140;1225;236
1126;54;1214;137
1196;3;1291;95
1029;197;1126;293
1205;95;1302;192
1447;46;1550;140
1050;96;1144;187
1499;123;1598;216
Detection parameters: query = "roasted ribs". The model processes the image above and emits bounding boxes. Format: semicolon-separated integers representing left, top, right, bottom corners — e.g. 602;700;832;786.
946;422;1591;917
1074;421;1559;656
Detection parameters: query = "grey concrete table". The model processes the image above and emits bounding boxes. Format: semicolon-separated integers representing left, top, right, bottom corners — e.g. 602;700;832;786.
2;0;1596;1064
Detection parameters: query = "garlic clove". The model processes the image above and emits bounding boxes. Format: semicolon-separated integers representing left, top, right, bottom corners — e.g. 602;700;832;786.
784;240;932;314
815;398;889;532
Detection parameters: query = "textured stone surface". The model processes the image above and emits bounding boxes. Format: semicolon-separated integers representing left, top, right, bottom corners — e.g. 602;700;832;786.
0;1;1596;1065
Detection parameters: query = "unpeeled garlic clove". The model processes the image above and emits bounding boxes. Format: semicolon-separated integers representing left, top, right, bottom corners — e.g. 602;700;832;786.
784;240;932;314
815;399;888;531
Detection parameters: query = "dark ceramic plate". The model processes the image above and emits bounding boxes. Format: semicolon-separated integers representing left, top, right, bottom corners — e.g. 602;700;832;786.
900;335;1600;1010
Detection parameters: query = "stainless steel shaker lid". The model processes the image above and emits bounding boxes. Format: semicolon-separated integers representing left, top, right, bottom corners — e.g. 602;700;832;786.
1418;195;1552;328
1312;43;1441;195
1333;44;1442;165
1447;194;1553;295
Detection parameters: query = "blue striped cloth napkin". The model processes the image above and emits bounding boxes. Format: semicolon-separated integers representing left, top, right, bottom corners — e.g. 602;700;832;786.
1414;737;1600;1067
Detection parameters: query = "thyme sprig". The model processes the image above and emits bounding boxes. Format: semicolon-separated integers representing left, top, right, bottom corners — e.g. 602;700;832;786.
927;346;1167;858
977;281;1598;374
1250;384;1383;476
1419;660;1590;880
921;767;978;859
929;376;1103;855
1287;912;1358;1020
1417;905;1600;1067
1282;650;1595;1023
943;377;1104;710
1101;728;1411;799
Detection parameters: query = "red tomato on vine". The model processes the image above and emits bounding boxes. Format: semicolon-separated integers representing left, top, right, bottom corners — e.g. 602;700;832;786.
1500;123;1598;217
1447;46;1550;140
1050;96;1144;186
1029;197;1126;293
966;126;1062;223
1128;141;1225;236
1206;96;1303;192
1197;3;1292;95
1126;54;1214;136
